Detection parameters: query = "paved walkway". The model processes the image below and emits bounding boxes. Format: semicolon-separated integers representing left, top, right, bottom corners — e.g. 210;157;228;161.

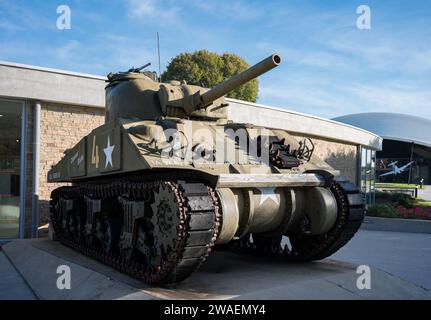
331;230;431;290
2;236;430;299
418;185;431;201
1;230;431;299
0;249;36;300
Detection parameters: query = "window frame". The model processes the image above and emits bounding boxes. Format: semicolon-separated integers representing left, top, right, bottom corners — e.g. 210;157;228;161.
0;97;26;241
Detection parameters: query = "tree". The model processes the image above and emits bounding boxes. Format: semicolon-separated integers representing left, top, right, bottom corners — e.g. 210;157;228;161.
162;50;258;102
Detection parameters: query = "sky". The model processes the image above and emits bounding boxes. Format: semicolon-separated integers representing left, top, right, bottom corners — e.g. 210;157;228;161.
0;0;430;119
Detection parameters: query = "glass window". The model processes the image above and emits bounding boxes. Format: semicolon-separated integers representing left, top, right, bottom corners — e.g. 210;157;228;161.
371;150;376;204
0;100;23;238
361;147;367;194
359;146;376;206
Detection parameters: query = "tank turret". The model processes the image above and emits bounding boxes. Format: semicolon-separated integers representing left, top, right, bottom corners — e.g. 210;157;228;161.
105;54;281;122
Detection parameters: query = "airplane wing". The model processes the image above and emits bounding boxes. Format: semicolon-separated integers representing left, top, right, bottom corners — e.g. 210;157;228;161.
388;161;398;167
379;171;394;177
397;161;414;172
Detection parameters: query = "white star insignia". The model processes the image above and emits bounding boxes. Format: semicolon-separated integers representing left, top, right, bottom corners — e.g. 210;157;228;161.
257;187;279;206
103;136;115;168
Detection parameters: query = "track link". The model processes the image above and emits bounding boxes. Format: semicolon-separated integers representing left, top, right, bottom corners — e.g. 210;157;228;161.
50;178;220;284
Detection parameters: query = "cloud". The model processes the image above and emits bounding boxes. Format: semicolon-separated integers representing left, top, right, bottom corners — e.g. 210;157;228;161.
0;0;52;32
53;40;82;62
405;50;431;73
259;82;357;118
191;0;262;20
0;41;29;59
45;36;158;75
128;0;156;16
0;17;24;31
258;77;431;120
256;41;352;70
315;20;431;75
127;0;179;20
253;4;431;120
344;84;431;116
1;0;429;122
255;3;431;76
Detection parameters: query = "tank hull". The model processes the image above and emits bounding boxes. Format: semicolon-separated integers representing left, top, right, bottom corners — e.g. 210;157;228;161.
48;118;346;240
48;118;364;284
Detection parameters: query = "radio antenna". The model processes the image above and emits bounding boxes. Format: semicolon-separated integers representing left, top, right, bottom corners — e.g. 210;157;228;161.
157;32;161;82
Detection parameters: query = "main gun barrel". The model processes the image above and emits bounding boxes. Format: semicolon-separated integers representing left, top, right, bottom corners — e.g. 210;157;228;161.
198;54;281;108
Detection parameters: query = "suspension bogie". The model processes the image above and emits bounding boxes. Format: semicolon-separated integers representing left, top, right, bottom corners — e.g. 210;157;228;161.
50;175;364;284
50;178;220;284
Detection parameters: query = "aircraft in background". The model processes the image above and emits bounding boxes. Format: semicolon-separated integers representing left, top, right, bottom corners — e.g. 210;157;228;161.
379;161;414;177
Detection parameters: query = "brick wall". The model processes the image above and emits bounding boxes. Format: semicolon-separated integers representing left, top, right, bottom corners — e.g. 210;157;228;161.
37;102;104;224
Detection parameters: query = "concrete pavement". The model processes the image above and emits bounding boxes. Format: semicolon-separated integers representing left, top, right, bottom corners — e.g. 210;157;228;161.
361;216;431;234
0;250;36;300
2;233;430;300
418;186;431;201
331;230;431;290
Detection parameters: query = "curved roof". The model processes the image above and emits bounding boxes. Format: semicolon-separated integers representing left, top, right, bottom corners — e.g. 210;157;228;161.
333;112;431;148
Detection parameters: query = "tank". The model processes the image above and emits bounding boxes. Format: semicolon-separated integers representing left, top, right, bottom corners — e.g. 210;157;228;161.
48;54;365;284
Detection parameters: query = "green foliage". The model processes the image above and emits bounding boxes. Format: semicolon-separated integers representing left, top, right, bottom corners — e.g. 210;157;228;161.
390;193;414;208
375;191;391;200
367;203;431;220
162;50;258;102
367;204;398;218
375;192;414;208
369;192;431;220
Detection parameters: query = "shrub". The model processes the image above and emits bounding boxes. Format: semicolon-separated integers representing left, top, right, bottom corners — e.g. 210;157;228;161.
375;191;391;200
366;204;398;218
390;193;414;208
375;192;414;208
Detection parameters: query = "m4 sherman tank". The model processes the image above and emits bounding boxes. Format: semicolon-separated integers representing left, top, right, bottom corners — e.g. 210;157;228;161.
48;54;365;284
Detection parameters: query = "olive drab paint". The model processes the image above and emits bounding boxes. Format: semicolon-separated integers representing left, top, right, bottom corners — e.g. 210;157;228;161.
48;53;365;284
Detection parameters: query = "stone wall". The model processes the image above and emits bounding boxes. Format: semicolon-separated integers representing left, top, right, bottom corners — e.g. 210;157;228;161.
34;116;358;226
291;134;358;184
37;102;104;225
25;103;358;232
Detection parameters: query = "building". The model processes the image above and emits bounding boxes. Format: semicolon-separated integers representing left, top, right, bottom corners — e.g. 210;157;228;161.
0;61;382;241
334;113;431;186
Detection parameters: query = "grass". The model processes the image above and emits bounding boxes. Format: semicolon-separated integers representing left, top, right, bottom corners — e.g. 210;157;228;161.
416;198;431;207
367;204;399;219
375;182;424;189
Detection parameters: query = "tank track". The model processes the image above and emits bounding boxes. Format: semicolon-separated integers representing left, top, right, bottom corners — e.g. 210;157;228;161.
230;179;365;262
50;177;221;284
